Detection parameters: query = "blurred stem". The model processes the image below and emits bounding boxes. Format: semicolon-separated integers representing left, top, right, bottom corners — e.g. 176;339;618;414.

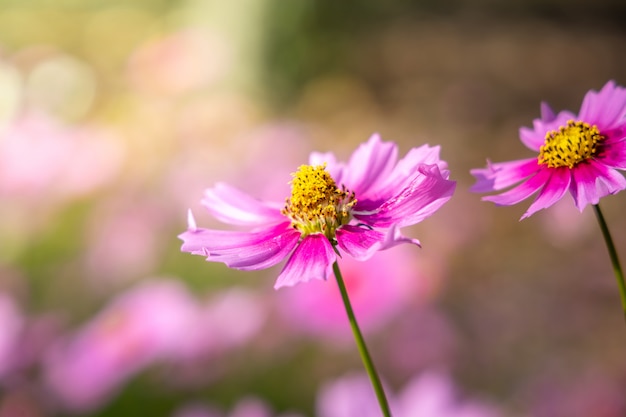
332;261;393;417
593;204;626;322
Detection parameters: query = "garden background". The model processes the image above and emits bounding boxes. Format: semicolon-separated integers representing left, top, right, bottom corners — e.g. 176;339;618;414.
1;0;626;416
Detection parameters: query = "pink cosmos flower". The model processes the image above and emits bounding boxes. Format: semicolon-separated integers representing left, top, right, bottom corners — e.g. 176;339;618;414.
179;134;456;289
471;81;626;219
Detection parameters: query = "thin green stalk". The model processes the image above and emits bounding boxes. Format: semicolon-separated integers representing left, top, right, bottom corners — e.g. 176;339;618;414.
332;261;393;417
593;204;626;322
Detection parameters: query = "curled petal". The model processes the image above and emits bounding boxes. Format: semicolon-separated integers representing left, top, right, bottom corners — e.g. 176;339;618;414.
357;144;448;212
470;158;540;193
274;234;335;289
378;224;421;250
201;183;283;226
357;164;456;228
336;225;386;260
179;222;300;270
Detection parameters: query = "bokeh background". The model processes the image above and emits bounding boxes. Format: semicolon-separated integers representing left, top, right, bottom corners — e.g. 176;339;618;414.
1;0;626;416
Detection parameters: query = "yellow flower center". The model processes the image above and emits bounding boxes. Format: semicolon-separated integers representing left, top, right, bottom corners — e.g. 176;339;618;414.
282;164;356;240
538;120;604;168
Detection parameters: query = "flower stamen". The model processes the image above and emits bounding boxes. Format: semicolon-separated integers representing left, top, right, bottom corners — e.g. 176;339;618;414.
282;164;356;240
538;120;604;168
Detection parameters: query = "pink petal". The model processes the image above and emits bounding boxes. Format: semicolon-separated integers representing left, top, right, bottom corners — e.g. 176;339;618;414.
598;136;626;169
340;133;398;196
378;224;421;250
519;126;545;151
519;110;577;151
179;222;300;270
201;183;284;226
482;167;551;206
596;164;626;195
470;158;540;193
357;164;456;228
521;167;571;219
335;225;386;260
571;160;626;211
540;101;556;122
274;234;336;289
382;145;447;192
309;151;344;182
579;80;626;130
570;162;602;210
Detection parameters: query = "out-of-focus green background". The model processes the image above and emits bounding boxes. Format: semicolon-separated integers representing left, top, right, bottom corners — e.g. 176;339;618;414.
1;0;626;416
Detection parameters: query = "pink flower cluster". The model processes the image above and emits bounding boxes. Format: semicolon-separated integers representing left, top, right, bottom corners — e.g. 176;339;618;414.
43;280;265;413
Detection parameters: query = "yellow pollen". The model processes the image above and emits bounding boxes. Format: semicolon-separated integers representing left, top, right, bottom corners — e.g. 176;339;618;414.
282;164;356;240
538;120;604;168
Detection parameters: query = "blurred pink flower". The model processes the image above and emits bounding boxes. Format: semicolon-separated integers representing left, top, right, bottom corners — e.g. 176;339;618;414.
396;372;501;417
275;244;430;340
317;371;502;417
471;81;626;219
0;112;124;202
43;280;200;412
43;281;266;412
171;288;266;363
317;372;386;417
180;134;455;289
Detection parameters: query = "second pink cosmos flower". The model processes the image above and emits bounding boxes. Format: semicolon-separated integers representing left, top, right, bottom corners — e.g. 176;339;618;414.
179;134;456;289
471;80;626;219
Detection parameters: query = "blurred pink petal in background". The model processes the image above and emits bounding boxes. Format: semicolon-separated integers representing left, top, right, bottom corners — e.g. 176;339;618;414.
42;280;267;412
275;244;432;341
43;280;200;412
0;112;124;202
317;371;502;417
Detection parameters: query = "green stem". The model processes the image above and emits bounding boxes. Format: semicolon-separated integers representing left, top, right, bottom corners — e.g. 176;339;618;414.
332;261;393;417
593;204;626;322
